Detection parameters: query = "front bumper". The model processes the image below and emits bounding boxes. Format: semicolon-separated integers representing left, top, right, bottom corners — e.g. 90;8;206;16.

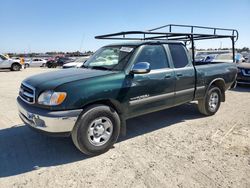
17;97;82;133
237;69;250;85
237;75;250;85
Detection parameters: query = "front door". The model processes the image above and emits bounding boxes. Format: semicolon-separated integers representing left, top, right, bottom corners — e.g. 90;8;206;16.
125;44;175;118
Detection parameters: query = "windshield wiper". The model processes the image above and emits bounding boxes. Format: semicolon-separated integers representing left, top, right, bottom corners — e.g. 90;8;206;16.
90;66;111;70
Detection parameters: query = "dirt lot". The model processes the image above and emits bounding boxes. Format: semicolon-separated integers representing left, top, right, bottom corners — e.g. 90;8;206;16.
0;68;249;188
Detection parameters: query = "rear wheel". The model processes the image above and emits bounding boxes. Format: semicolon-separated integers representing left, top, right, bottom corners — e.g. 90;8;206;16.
47;63;52;68
71;105;120;156
11;63;21;71
198;86;221;116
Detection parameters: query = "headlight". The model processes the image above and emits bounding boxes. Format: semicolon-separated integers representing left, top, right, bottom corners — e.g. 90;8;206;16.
38;90;67;105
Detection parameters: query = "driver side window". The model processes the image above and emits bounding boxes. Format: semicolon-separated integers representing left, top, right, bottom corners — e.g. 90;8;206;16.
134;45;169;70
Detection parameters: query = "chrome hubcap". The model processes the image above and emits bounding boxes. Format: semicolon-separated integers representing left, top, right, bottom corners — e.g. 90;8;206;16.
209;92;219;112
87;117;113;146
13;65;19;70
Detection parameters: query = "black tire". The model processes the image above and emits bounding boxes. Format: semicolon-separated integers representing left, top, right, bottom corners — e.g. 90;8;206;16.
11;63;21;71
71;104;121;156
198;86;221;116
41;63;45;67
47;63;52;68
25;63;30;68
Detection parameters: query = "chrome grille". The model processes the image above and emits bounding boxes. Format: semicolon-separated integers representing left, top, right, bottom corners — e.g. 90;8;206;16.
245;69;250;75
19;82;35;104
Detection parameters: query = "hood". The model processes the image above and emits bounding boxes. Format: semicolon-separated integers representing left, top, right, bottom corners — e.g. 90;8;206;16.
237;63;250;69
23;68;116;90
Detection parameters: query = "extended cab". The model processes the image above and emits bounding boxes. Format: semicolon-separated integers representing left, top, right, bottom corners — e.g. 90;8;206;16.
17;25;238;155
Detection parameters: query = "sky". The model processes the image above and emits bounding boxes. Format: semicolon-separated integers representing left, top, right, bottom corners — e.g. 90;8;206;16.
0;0;250;53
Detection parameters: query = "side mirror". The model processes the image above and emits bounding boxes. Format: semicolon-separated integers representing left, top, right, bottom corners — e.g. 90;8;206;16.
130;62;151;74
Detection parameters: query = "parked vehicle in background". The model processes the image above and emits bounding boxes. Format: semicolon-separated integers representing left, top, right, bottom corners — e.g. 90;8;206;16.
244;54;250;63
235;53;245;63
196;51;244;64
56;57;74;66
17;24;238;156
236;61;250;85
62;56;90;69
195;54;217;63
0;54;22;71
46;56;74;68
195;50;231;62
24;58;31;68
27;58;47;67
210;53;244;63
45;57;57;68
11;57;21;63
10;57;31;68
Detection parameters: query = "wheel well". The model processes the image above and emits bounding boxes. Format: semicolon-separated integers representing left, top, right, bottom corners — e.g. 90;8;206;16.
82;99;123;115
80;99;127;137
210;79;225;102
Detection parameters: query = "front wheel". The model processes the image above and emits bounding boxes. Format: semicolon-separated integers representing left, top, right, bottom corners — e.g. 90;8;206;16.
47;63;52;68
198;86;221;116
11;63;21;71
71;105;120;156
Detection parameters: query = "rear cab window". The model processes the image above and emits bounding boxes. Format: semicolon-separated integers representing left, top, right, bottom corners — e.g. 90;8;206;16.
168;44;190;68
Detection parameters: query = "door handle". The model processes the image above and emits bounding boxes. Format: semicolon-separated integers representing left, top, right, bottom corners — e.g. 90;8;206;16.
164;74;172;79
176;73;183;77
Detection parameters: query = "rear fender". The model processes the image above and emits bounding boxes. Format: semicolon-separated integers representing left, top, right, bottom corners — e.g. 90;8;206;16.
206;78;226;102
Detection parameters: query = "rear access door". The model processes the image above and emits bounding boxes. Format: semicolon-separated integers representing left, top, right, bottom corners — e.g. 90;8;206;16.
166;43;195;105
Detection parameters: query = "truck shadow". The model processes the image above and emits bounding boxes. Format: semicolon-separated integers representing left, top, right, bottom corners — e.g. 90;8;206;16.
231;85;250;92
0;103;203;178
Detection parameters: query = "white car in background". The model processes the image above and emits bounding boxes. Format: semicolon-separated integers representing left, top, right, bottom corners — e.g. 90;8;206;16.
11;57;21;63
11;57;30;68
62;56;90;69
27;58;47;67
0;54;22;71
212;53;245;63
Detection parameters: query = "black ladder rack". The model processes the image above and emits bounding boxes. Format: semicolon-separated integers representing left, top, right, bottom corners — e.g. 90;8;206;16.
95;24;238;42
95;24;239;62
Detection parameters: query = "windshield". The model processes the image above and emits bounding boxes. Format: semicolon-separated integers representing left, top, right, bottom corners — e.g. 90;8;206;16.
0;55;8;60
84;46;134;71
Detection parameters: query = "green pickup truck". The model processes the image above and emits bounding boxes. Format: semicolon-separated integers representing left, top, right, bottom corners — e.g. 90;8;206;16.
17;25;238;155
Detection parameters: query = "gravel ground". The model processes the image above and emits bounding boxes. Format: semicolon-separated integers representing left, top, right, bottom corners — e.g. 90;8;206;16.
0;68;249;188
